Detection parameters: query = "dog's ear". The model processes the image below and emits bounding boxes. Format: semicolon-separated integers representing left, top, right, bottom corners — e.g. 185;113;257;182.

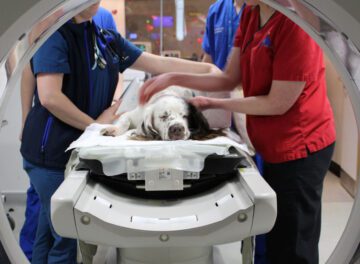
136;107;160;140
187;102;211;139
187;102;225;140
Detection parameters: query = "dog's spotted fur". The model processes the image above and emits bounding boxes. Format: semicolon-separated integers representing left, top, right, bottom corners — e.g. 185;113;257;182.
101;87;223;140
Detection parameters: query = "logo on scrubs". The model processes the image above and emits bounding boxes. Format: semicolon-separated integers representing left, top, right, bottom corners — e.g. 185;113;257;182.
214;27;225;34
260;34;272;48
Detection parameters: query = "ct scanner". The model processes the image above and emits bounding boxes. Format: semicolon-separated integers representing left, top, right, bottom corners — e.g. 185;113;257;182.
0;0;360;263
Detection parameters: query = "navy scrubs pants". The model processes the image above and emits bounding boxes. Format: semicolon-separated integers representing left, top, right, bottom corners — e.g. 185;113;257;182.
23;159;77;264
263;143;335;264
19;183;40;261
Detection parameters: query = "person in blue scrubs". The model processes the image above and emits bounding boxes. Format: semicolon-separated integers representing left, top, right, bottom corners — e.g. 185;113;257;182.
202;1;266;263
20;2;218;263
18;6;118;262
202;0;245;70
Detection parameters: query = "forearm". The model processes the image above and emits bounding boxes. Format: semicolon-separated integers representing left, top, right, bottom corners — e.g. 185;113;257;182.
20;87;33;125
41;92;94;130
206;80;305;115
133;52;221;75
210;96;288;116
138;49;241;103
20;64;36;125
170;72;237;92
158;57;219;74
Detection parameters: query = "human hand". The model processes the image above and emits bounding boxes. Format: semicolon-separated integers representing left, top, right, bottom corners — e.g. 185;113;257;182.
100;125;122;137
188;96;213;111
96;100;122;124
139;73;173;105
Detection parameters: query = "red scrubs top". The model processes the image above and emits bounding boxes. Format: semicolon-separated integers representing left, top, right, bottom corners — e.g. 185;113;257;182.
233;6;336;163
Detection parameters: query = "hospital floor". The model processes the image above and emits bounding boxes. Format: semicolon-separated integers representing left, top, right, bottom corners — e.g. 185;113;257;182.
4;171;354;264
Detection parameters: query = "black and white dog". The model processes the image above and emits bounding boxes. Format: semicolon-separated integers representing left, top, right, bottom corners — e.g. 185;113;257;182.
101;87;222;140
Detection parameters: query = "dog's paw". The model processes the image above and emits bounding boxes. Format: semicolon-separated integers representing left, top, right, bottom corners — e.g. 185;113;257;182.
100;126;123;137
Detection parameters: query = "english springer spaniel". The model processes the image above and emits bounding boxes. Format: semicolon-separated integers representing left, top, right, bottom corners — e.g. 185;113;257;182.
100;87;222;140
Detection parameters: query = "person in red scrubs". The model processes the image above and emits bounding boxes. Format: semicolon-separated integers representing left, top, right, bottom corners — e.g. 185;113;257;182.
139;1;336;263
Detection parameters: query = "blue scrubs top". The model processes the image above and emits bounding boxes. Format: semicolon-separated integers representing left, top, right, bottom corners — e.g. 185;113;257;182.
32;22;141;119
202;0;245;70
93;7;117;31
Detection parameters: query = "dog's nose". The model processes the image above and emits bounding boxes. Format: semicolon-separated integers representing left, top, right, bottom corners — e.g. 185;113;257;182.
168;124;185;140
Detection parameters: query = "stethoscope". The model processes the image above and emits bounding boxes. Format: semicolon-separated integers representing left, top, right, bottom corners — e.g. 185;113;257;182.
91;25;121;70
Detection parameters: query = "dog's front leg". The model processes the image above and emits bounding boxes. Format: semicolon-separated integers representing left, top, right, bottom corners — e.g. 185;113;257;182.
100;112;132;137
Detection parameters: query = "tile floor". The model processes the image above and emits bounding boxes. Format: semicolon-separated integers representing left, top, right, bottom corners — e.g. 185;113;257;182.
319;172;353;264
2;171;355;264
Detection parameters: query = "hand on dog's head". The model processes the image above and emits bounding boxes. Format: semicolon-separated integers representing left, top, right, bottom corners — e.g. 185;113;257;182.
130;95;224;141
187;102;224;140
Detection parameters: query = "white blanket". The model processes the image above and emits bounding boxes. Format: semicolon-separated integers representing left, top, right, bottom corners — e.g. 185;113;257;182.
67;123;252;155
66;124;253;176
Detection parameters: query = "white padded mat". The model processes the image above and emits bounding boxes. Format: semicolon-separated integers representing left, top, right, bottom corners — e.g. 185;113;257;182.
67;123;251;154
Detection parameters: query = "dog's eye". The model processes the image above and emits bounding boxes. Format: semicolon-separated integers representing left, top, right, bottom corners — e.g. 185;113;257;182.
159;115;168;121
183;115;188;119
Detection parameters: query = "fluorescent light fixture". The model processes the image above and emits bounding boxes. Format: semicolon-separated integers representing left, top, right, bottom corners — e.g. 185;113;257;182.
175;0;185;41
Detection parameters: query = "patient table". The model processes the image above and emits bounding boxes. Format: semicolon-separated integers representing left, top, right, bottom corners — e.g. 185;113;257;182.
51;125;276;264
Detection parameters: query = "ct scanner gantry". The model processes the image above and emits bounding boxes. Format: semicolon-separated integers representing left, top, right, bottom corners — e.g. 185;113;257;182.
0;1;360;264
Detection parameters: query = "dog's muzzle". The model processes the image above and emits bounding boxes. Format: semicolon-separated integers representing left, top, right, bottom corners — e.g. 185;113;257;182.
168;124;186;140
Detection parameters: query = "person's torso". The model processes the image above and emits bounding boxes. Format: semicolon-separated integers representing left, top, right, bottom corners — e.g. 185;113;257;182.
21;21;120;169
238;6;336;163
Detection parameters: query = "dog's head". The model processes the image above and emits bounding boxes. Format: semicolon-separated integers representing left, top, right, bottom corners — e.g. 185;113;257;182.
137;95;219;141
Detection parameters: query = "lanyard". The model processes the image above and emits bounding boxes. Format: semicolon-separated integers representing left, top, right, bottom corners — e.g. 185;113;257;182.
92;24;120;70
92;31;107;70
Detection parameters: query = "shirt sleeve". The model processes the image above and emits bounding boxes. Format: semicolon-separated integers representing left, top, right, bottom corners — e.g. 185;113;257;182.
32;31;70;75
102;11;117;31
202;6;214;55
93;7;117;31
272;18;323;82
233;22;242;48
106;15;117;32
114;33;143;73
